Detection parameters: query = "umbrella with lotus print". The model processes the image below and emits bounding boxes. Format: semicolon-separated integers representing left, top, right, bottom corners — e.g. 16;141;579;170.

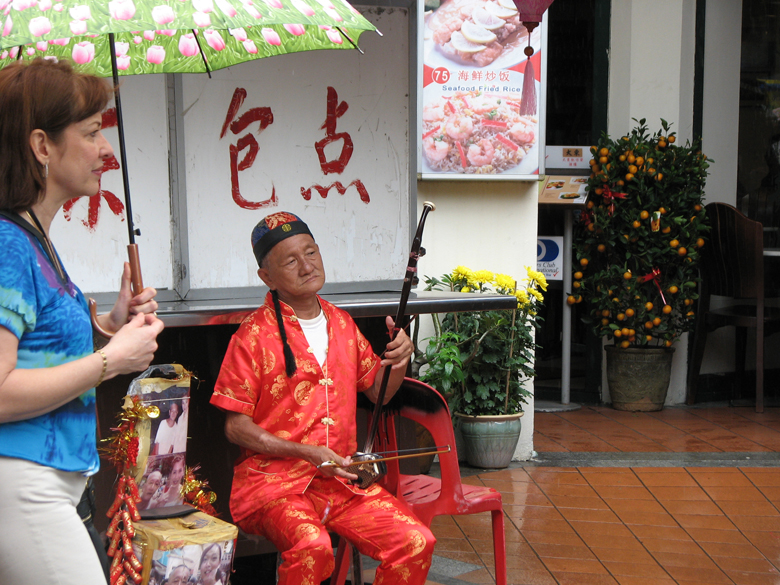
0;0;376;75
0;0;376;333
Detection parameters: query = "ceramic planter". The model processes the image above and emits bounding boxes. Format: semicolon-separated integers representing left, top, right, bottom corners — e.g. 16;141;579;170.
455;412;523;468
605;346;675;411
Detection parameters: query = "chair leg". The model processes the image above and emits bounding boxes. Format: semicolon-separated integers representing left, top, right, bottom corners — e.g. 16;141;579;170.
331;538;352;585
735;327;748;400
687;280;713;405
351;541;363;585
686;319;708;405
757;318;765;413
490;509;507;585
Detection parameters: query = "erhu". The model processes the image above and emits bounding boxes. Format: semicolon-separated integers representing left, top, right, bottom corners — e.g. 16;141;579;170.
323;202;442;489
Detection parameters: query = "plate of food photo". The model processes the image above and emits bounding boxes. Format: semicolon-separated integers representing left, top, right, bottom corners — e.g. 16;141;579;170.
423;0;542;70
421;88;538;175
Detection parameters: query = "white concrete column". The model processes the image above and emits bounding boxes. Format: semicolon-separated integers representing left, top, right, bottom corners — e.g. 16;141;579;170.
415;182;539;460
701;0;741;206
609;0;696;144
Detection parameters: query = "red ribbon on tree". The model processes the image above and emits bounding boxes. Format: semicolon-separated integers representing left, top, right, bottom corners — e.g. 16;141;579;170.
580;208;593;227
638;267;667;305
602;185;627;216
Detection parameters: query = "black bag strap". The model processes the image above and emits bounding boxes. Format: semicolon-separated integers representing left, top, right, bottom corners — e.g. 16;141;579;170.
0;210;70;288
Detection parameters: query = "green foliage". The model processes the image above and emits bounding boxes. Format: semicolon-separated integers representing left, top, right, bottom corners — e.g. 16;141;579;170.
418;266;545;416
572;119;711;347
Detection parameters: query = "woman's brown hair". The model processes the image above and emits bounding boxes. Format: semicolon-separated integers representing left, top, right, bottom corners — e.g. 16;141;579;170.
0;58;113;212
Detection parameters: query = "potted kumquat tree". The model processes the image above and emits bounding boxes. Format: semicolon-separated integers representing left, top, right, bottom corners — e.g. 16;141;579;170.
571;118;711;411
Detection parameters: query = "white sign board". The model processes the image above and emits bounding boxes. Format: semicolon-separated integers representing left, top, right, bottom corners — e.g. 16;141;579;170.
537;236;563;281
544;145;591;170
182;7;410;291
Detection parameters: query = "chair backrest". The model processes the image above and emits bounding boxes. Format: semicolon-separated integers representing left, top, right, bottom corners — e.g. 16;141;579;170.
377;378;467;505
701;202;764;300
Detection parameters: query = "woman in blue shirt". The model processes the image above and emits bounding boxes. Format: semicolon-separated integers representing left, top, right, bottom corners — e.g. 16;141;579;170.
0;58;165;585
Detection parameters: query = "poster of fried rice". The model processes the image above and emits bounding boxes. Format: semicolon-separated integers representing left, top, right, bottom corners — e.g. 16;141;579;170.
419;0;546;179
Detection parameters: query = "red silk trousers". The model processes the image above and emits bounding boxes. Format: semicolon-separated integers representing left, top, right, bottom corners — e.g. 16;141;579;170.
241;477;436;585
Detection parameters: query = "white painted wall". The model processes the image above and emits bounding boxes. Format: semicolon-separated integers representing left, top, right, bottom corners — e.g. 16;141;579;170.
414;181;540;461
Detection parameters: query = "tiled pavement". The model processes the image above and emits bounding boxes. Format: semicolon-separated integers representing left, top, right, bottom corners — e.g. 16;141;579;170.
403;405;780;585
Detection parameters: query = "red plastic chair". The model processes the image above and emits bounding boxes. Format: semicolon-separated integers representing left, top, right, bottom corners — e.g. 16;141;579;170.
376;378;507;585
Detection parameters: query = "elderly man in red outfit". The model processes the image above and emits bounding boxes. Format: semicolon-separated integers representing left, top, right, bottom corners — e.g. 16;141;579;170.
210;212;435;585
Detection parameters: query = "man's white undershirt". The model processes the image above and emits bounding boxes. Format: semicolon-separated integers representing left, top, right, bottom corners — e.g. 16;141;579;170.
298;311;328;368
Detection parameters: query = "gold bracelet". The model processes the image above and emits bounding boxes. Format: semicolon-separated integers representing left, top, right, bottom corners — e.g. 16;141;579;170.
95;349;107;387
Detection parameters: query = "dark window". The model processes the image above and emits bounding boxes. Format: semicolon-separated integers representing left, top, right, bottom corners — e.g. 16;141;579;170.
738;0;780;251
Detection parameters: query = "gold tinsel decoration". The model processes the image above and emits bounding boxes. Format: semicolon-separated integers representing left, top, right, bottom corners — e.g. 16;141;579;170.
182;465;219;517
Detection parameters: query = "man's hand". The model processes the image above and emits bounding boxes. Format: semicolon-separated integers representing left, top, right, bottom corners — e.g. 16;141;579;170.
224;413;358;480
307;446;359;481
380;316;414;371
364;316;414;405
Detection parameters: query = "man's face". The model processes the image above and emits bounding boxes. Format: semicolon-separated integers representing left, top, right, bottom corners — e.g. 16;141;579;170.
258;234;325;305
142;471;162;499
168;565;191;585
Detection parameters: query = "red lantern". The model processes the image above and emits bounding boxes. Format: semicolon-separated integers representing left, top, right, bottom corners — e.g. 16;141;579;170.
511;0;555;116
512;0;556;25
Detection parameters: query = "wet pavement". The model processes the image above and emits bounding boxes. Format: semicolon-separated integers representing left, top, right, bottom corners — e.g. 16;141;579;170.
403;404;780;585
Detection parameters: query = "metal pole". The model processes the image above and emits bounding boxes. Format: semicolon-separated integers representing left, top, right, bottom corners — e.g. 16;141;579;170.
562;209;573;404
108;32;136;245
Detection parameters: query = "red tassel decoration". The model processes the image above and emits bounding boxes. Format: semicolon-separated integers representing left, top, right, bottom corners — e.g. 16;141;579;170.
520;55;537;116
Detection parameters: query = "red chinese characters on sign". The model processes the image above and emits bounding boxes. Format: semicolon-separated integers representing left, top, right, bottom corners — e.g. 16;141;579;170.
314;86;353;174
220;88;277;210
302;86;369;203
62;108;125;231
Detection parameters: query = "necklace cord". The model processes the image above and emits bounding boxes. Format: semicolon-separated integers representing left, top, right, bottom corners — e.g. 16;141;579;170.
25;210;67;286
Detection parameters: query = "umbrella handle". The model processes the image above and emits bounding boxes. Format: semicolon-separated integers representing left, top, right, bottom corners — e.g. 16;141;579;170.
127;244;144;296
89;298;114;339
88;245;145;339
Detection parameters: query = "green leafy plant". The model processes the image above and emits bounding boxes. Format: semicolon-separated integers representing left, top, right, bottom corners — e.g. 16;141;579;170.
417;266;546;416
572;118;711;348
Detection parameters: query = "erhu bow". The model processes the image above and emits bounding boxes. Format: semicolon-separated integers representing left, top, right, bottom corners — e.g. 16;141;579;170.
320;446;451;489
337;201;440;489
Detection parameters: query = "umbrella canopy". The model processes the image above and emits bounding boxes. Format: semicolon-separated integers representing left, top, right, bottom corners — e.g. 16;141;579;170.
0;0;377;322
0;0;376;73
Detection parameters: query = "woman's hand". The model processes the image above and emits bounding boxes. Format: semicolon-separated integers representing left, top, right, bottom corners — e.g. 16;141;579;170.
102;312;164;378
101;263;158;334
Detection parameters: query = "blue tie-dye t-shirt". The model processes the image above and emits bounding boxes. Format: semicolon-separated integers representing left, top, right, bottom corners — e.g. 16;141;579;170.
0;217;98;474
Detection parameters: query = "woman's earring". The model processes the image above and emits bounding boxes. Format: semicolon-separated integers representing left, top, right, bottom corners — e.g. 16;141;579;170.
44;163;48;178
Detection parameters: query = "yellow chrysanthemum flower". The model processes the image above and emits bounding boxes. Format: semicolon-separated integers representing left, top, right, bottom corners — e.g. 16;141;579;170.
451;265;473;282
529;288;544;303
494;273;517;292
472;270;495;286
461;286;472;293
525;266;549;291
515;289;530;308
